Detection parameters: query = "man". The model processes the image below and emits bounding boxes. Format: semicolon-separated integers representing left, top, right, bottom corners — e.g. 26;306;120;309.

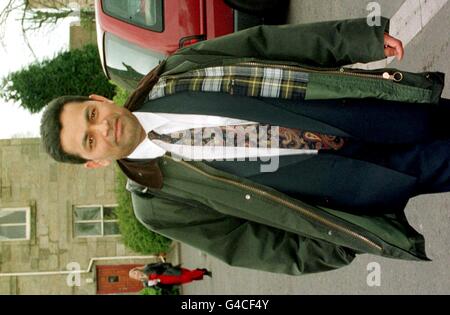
41;17;449;275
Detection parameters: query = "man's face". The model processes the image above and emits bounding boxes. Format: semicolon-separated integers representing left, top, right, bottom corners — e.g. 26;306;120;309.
60;98;145;166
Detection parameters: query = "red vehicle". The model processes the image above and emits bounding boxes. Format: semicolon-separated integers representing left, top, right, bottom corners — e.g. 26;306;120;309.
95;0;286;90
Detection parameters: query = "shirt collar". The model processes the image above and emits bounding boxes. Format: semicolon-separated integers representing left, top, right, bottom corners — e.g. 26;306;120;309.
133;112;169;134
126;112;168;159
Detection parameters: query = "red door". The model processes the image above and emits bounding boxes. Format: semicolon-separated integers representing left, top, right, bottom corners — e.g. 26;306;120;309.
96;264;144;295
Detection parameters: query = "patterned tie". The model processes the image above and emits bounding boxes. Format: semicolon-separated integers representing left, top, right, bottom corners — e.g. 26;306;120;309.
148;124;346;151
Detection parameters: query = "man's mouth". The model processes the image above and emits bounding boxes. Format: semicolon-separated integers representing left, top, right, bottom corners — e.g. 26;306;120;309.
115;118;121;144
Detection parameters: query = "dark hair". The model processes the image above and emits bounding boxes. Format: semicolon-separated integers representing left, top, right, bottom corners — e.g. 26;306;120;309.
40;95;90;164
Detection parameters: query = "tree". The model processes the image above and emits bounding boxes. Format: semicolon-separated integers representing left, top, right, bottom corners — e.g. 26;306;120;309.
1;44;116;113
0;0;95;57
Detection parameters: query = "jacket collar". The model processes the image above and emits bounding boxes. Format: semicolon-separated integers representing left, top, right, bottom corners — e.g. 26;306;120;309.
117;63;166;189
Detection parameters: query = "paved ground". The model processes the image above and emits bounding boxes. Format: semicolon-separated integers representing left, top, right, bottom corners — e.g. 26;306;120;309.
176;0;450;295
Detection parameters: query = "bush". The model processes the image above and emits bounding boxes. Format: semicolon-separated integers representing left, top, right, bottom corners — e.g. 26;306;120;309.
140;287;161;295
1;44;115;113
140;286;180;295
112;84;131;107
113;85;172;255
115;170;172;254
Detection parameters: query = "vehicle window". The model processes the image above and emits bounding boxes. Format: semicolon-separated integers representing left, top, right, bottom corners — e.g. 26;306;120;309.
104;32;166;91
102;0;164;32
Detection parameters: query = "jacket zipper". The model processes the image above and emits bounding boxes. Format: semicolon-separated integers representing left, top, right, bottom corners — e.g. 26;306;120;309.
166;156;382;253
238;61;404;82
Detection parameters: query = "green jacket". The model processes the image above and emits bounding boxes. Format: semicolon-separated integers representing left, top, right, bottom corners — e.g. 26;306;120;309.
161;17;444;104
129;155;427;276
126;17;437;275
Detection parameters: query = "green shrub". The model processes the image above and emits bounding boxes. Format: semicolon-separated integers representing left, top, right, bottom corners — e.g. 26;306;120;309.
115;170;172;254
139;286;180;295
112;84;131;106
1;45;115;113
140;287;162;295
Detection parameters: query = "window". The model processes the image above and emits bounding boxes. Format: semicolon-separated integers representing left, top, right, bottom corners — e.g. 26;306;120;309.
104;31;165;91
102;0;164;32
0;208;30;241
73;205;120;238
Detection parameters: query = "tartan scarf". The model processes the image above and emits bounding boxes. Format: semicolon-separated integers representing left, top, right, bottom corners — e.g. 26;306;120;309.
148;64;309;101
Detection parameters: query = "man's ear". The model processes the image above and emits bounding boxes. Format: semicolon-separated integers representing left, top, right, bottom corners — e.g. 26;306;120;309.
89;94;113;103
84;159;111;169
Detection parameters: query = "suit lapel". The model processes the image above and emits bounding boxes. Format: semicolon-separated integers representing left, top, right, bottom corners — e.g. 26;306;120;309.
138;92;351;137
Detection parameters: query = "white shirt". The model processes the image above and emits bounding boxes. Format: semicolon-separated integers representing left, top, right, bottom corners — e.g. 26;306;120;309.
127;112;318;160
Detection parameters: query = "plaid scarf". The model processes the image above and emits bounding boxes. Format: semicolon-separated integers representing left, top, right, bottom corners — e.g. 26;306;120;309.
149;64;309;100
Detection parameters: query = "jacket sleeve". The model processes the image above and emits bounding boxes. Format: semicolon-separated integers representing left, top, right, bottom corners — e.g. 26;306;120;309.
175;17;390;67
131;191;355;276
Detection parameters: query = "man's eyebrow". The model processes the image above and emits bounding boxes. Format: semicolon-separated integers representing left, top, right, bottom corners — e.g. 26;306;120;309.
82;106;90;149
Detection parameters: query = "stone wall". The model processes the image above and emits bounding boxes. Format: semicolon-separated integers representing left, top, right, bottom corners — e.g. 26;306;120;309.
0;138;149;295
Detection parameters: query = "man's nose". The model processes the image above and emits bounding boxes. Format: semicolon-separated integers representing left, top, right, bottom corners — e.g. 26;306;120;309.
93;119;110;137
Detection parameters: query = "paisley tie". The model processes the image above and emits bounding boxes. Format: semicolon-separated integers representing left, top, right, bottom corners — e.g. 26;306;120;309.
148;123;346;151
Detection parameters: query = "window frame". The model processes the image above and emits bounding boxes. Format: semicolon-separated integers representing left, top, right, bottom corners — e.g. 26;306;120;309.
0;207;31;242
101;0;165;33
73;204;120;238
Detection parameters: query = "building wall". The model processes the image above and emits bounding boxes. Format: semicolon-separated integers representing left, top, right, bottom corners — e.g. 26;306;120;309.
69;21;97;50
0;138;151;295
